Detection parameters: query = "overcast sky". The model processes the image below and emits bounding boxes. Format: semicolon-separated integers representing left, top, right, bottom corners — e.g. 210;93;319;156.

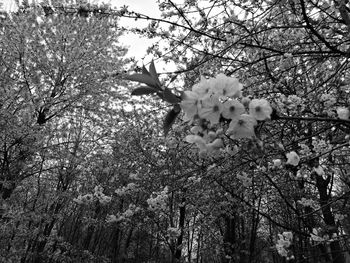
114;0;162;65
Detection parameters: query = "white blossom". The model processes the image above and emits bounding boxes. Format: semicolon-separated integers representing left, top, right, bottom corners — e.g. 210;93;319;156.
286;151;300;166
320;93;336;108
276;231;293;258
221;99;245;120
192;77;214;98
273;159;282;167
198;95;223;125
206;138;223;153
185;134;207;151
180;91;201;122
212;73;242;98
249;98;273;121
337;107;349;120
147;186;169;212
227;114;257;139
106;215;118;223
298;198;319;210
314;166;325;176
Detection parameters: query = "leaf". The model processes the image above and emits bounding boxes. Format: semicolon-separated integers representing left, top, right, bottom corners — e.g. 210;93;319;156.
149;60;161;86
125;74;158;88
162;88;181;104
126;62;162;89
131;86;159;96
142;65;151;76
173;103;181;113
149;60;157;77
163;105;181;136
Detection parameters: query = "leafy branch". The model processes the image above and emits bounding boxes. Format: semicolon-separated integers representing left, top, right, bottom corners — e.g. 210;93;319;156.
125;61;181;136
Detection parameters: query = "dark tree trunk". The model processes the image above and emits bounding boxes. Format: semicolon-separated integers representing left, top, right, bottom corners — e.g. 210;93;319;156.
175;203;186;261
112;227;121;263
315;173;345;263
223;215;236;263
0;182;16;200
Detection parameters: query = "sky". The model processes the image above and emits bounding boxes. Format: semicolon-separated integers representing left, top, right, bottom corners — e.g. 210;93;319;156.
114;0;162;65
0;0;162;66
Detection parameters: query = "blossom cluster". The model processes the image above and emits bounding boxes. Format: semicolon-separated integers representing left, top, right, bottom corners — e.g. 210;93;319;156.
296;168;310;179
320;93;337;109
312;138;331;154
337;107;350;120
73;193;94;205
272;159;282;168
94;186;112;204
237;172;252;187
181;74;273;154
286;151;300;166
275;94;305;115
147;186;169;212
106;204;141;224
73;186;112;205
297;197;319;210
309;228;337;244
313;166;325;177
115;182;138;196
298;143;311;156
276;231;294;260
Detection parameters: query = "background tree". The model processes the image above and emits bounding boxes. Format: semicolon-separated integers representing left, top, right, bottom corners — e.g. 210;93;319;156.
0;2;131;262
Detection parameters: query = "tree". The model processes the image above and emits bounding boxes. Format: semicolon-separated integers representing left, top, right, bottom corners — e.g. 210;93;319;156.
124;1;350;262
2;0;350;262
0;0;127;198
0;2;130;262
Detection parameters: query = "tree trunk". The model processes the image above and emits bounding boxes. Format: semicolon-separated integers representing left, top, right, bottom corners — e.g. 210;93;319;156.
315;173;345;263
175;200;186;261
112;227;121;263
223;215;236;263
0;181;16;200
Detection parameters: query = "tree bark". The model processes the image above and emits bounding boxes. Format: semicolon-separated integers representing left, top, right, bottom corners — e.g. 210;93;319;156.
223;215;236;263
175;199;186;261
315;173;345;263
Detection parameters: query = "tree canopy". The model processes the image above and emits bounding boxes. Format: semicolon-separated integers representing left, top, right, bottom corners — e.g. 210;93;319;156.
1;1;350;263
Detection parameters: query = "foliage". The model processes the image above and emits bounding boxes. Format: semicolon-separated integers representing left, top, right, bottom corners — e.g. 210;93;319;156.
123;0;350;262
1;0;350;263
0;1;130;262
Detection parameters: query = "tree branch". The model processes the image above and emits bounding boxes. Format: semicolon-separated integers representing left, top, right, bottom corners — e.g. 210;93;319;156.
300;0;348;56
275;115;350;125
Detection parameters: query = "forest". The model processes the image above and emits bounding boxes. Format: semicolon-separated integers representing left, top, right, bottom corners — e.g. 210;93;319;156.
0;0;350;262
